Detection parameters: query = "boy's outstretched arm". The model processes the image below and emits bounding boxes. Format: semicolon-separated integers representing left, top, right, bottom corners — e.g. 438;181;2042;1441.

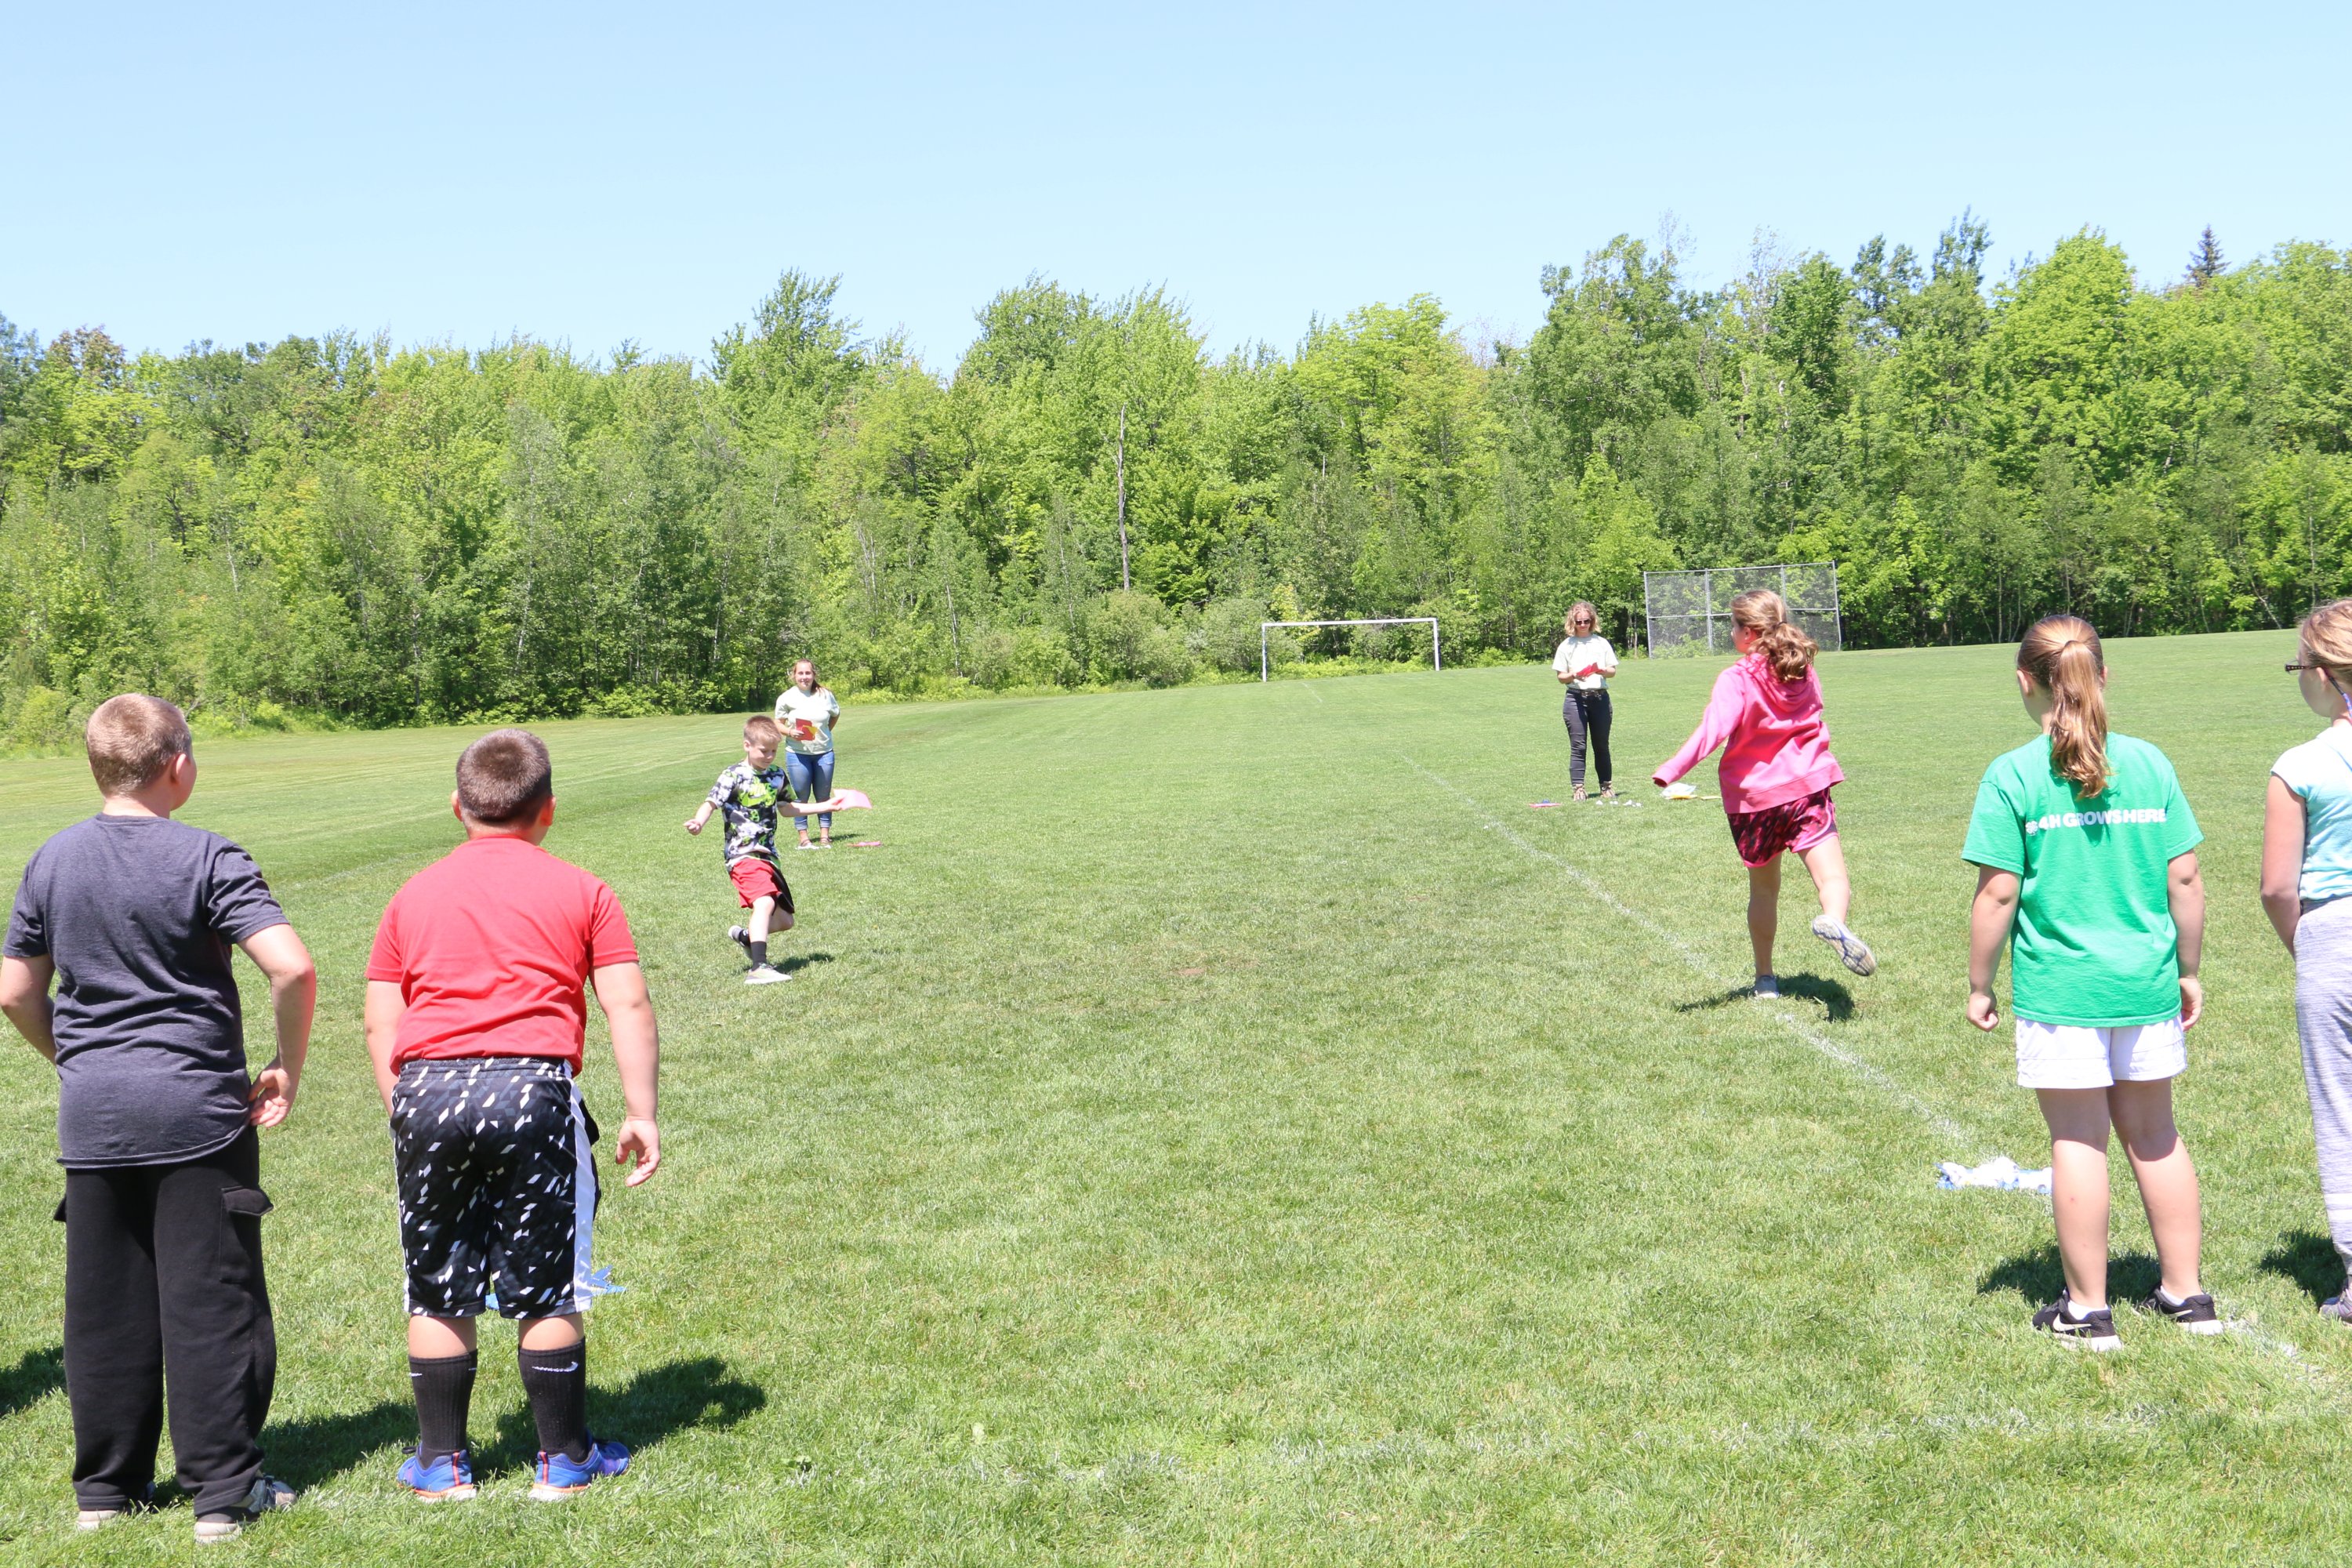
591;961;661;1186
1965;863;2019;1031
684;801;715;835
239;924;317;1127
364;979;406;1111
0;955;58;1062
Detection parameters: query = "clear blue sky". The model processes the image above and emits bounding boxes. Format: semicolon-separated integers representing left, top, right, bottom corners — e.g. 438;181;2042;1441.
5;2;2344;371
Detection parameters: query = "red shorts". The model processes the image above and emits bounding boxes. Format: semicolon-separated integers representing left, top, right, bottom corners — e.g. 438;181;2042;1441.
1726;789;1838;868
728;856;794;913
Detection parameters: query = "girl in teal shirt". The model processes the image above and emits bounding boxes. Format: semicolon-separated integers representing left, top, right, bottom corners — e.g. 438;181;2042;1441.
2261;597;2352;1324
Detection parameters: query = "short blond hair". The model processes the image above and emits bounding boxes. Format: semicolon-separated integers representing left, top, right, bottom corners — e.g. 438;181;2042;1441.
85;694;191;795
744;715;782;745
2303;598;2352;681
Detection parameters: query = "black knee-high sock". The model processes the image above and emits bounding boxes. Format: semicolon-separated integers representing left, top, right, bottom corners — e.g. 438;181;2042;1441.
408;1352;477;1465
748;938;768;967
518;1340;590;1461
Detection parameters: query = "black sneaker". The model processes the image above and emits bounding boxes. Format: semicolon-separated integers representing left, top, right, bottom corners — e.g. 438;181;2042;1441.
2031;1290;2121;1351
2140;1287;2223;1335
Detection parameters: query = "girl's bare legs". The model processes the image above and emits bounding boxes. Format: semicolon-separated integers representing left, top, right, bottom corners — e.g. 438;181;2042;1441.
1747;858;1780;978
1794;833;1853;927
2037;1087;2114;1308
2108;1076;2204;1300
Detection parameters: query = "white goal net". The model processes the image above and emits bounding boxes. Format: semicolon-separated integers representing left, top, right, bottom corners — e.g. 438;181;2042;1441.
1259;618;1440;681
1642;564;1842;657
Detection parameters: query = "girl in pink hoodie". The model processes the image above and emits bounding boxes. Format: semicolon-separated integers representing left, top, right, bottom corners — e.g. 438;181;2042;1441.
1652;589;1876;996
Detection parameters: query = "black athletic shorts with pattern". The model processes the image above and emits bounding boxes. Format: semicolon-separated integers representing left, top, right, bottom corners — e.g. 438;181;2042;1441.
391;1056;601;1319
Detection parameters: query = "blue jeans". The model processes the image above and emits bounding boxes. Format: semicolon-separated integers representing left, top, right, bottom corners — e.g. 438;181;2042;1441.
785;750;835;833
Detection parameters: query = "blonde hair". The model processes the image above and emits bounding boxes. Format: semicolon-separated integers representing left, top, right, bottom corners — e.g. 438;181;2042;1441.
743;714;782;745
1565;601;1598;630
2302;598;2352;683
1730;590;1817;681
85;694;191;795
2017;615;2109;797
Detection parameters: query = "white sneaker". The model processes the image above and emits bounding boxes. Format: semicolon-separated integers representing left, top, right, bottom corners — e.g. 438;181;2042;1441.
745;965;793;985
1810;916;1877;977
1751;975;1780;1000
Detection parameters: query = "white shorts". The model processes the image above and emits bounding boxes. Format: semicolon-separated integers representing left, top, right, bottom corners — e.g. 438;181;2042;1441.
2015;1016;2187;1090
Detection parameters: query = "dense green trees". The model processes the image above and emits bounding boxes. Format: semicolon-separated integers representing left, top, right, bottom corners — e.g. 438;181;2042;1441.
5;220;2350;739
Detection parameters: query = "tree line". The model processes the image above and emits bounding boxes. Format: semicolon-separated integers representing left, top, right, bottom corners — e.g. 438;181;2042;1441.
2;217;2348;741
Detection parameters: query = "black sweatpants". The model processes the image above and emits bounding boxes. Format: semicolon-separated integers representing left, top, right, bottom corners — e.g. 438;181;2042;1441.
60;1127;275;1515
1562;687;1613;789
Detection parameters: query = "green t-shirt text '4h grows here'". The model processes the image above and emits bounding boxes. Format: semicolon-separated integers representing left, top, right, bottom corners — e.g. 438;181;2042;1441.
1962;733;2201;1028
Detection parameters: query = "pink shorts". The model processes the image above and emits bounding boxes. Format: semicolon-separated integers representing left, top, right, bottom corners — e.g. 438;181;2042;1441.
1726;789;1838;869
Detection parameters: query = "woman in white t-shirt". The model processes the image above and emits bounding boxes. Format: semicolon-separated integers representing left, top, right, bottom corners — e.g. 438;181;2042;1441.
774;659;844;849
1552;602;1619;800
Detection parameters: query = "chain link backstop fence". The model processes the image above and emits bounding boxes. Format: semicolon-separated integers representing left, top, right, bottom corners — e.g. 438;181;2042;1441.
1641;563;1842;657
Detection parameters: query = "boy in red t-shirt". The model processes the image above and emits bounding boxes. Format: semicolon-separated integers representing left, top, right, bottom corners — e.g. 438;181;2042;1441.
363;728;661;1502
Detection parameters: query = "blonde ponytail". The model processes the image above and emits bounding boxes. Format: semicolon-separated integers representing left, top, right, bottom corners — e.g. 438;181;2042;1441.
2018;615;2109;796
1730;589;1817;681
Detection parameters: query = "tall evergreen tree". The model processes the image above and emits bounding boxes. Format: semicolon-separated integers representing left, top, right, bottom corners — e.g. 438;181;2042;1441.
2187;226;2225;287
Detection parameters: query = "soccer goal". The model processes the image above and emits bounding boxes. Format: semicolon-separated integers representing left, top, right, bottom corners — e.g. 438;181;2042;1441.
1641;564;1842;658
1260;617;1441;681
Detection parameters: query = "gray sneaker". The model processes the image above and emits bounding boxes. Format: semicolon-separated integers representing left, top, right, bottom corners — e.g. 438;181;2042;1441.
2321;1295;2352;1324
1810;916;1878;977
1752;975;1780;1000
76;1491;151;1530
745;964;793;985
194;1475;294;1543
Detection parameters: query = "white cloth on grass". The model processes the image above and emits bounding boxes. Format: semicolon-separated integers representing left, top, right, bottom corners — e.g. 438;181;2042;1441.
1936;1156;2053;1195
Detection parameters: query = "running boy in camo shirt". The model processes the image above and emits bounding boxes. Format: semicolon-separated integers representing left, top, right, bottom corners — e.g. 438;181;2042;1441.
365;728;661;1501
684;715;837;985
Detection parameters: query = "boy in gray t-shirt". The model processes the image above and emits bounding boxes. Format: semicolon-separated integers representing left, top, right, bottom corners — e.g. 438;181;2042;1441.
0;695;317;1543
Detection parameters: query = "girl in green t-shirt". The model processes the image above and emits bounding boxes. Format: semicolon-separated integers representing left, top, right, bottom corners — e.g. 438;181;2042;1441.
1962;615;2214;1349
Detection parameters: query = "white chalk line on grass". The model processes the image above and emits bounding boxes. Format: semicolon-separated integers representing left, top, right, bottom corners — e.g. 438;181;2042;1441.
1406;758;2340;1388
1402;758;1979;1152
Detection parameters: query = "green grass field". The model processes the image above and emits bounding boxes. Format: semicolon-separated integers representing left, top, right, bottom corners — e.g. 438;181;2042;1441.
7;630;2352;1564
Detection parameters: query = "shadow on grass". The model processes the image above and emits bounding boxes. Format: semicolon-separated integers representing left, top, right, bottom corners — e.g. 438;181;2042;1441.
263;1398;416;1492
1674;972;1854;1022
778;951;833;976
1979;1244;2161;1307
260;1356;766;1489
2258;1230;2345;1305
479;1355;768;1476
0;1345;64;1421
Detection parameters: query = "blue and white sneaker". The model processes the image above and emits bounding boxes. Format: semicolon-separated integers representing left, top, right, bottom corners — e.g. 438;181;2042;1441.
396;1448;477;1501
1810;915;1878;977
530;1438;630;1500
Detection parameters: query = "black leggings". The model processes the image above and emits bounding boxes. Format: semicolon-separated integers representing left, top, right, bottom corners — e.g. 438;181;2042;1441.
1563;688;1613;789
